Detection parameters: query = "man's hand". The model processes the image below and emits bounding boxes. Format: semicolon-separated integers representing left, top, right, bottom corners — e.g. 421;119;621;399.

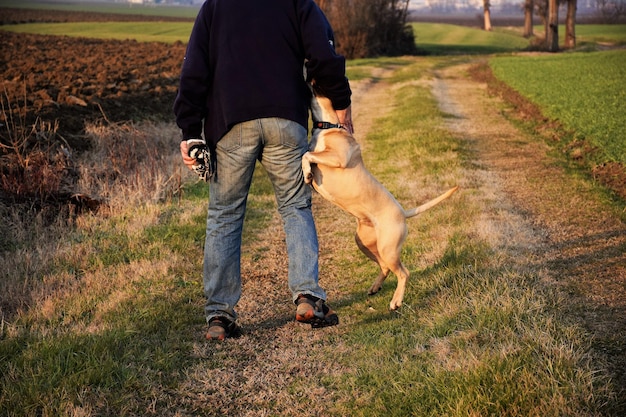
181;138;212;181
180;140;197;171
336;105;354;134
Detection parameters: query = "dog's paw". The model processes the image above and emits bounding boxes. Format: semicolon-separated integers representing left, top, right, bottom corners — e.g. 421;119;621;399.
302;157;312;184
367;284;381;295
302;165;313;184
389;300;402;311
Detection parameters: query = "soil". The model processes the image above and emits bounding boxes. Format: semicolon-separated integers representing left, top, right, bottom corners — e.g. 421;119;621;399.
0;31;186;149
1;8;188;206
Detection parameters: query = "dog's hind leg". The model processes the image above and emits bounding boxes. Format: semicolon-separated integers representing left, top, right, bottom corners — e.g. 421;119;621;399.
376;223;409;310
377;241;409;310
355;221;391;295
388;262;409;311
356;238;391;296
368;269;391;296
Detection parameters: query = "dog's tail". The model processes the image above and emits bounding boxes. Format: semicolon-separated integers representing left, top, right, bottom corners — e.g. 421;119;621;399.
404;186;459;218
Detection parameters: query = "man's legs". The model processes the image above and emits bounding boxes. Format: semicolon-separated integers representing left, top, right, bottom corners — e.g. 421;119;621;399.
203;121;260;324
203;117;336;336
256;118;326;301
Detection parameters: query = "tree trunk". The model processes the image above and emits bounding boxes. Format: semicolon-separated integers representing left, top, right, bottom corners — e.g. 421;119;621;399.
316;0;330;9
483;0;492;31
565;0;577;48
546;0;559;52
523;0;534;38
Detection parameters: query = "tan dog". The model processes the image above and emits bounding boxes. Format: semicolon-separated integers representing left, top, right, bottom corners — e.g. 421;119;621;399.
302;87;458;310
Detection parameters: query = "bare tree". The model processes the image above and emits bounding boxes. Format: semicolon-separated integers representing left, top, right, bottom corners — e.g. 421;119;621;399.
317;0;329;7
483;0;493;31
546;0;559;51
523;0;534;37
565;0;577;48
318;0;416;59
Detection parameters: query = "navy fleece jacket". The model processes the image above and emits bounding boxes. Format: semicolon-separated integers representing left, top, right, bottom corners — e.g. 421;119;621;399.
173;0;352;147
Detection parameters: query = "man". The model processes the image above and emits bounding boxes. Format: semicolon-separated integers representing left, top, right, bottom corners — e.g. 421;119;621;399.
174;0;352;340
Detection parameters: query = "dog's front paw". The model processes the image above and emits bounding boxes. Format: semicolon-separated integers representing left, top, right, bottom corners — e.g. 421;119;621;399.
302;155;313;184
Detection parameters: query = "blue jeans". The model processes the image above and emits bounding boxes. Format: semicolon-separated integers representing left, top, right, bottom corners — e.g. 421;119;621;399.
203;118;326;323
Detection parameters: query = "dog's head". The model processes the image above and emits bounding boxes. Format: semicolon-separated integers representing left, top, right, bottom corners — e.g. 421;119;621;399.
308;81;337;124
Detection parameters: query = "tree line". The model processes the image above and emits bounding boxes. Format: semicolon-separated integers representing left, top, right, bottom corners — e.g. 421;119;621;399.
317;0;625;58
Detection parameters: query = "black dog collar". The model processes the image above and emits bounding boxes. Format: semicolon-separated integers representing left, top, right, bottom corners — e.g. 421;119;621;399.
313;121;346;130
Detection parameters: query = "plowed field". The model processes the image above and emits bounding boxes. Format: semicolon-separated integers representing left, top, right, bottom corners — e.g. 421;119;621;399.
0;7;190;207
1;30;186;147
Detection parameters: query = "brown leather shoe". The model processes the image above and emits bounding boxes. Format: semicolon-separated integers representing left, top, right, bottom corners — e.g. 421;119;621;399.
206;317;241;341
295;295;339;328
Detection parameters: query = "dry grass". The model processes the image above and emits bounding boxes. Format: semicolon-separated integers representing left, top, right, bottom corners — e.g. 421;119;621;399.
0;119;194;323
78;121;188;210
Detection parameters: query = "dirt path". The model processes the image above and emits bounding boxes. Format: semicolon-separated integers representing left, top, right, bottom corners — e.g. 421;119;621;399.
178;74;397;415
432;62;626;395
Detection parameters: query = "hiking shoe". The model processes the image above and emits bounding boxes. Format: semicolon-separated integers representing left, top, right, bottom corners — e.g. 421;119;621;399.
206;317;241;341
295;295;339;328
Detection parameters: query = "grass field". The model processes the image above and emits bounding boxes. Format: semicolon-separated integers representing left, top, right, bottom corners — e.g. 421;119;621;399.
2;21;194;44
1;10;625;416
564;24;626;45
0;0;200;19
6;20;624;54
2;21;530;52
411;22;531;54
490;50;626;164
1;57;618;416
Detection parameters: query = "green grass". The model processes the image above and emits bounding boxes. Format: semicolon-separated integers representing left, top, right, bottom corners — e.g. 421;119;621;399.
345;57;417;81
0;55;618;417
313;61;609;414
490;50;626;164
0;210;207;414
1;16;624;416
411;23;531;55
1;21;194;44
559;24;626;45
0;0;200;19
329;265;595;416
3;20;624;55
